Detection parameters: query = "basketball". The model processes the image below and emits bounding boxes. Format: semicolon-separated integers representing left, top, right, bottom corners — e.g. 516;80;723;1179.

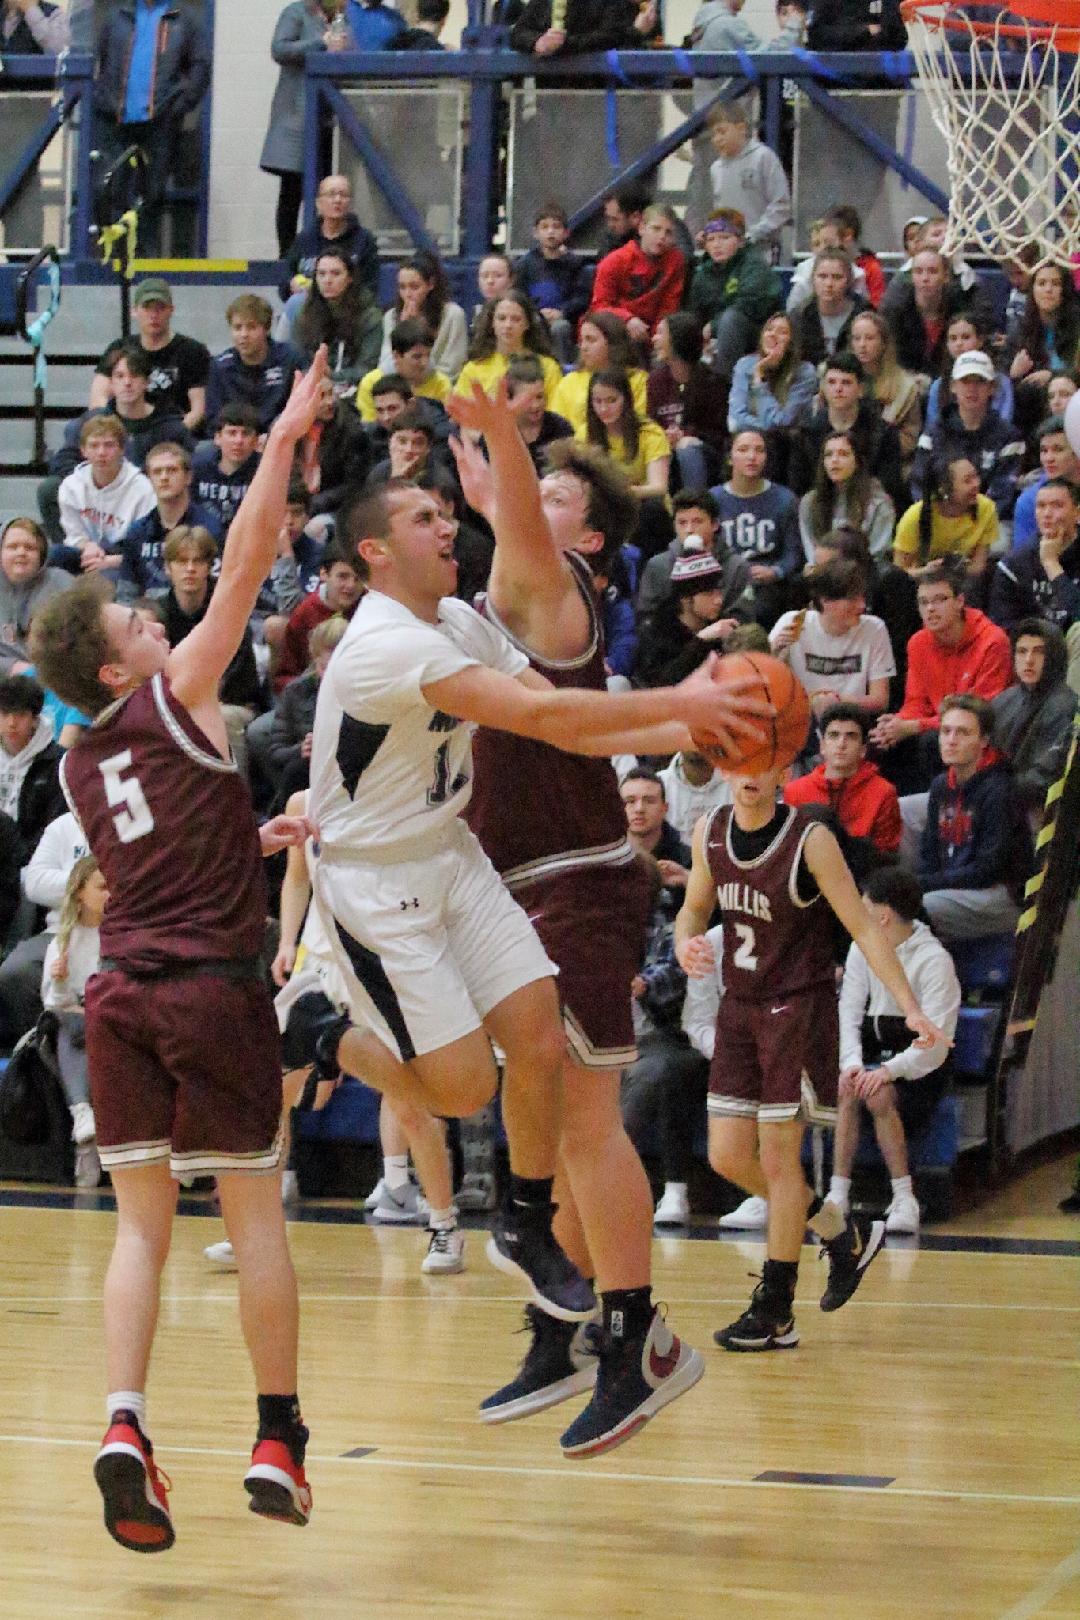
689;652;811;776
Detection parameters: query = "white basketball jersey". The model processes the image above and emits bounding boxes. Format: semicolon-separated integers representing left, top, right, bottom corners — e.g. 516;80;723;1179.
309;588;528;856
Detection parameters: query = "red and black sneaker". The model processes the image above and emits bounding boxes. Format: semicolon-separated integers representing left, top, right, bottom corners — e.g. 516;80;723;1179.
244;1438;313;1527
93;1415;174;1553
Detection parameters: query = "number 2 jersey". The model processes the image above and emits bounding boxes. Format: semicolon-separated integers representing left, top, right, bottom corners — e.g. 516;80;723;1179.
703;803;835;1003
309;588;528;860
59;674;267;972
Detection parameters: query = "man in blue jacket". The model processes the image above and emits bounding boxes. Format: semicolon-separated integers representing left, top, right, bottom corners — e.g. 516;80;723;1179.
93;1;211;254
917;694;1031;942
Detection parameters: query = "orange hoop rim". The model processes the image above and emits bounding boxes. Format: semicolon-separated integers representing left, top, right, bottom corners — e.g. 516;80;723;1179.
901;0;1080;52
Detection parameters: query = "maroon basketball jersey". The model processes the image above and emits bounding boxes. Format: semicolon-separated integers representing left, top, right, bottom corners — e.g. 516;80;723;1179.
61;675;267;972
467;551;631;885
704;804;834;1002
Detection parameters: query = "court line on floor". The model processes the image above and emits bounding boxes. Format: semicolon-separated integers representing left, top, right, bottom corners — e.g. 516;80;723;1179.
995;1547;1080;1619
2;1430;1077;1510
4;1195;1080;1257
3;1291;1079;1313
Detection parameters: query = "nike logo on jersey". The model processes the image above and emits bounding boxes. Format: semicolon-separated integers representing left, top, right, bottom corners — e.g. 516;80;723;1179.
770;1005;789;1015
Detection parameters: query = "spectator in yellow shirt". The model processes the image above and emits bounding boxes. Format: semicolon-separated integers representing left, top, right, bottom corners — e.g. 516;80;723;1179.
550;311;649;431
578;369;670;499
356;319;452;420
893;454;998;579
453;290;562;403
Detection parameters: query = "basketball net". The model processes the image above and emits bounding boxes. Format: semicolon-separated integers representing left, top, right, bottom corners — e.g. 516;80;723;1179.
902;1;1080;265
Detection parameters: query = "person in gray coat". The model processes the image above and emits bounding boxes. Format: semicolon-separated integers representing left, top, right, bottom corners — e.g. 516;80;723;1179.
0;519;72;680
262;0;353;256
991;618;1077;814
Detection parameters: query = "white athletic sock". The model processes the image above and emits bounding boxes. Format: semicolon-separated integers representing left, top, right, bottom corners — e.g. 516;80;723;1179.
427;1206;456;1231
663;1181;688;1197
829;1176;852;1205
383;1154;410;1191
890;1175;913;1199
107;1390;146;1429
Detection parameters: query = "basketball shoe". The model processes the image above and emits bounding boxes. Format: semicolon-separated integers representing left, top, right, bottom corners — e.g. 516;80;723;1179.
244;1438;312;1527
487;1202;596;1321
93;1413;174;1553
819;1215;886;1311
422;1224;466;1274
559;1307;704;1458
480;1306;599;1424
714;1277;800;1352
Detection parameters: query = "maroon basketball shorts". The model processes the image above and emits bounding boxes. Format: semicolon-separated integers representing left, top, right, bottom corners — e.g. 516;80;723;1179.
707;982;839;1126
512;859;651;1071
84;969;284;1177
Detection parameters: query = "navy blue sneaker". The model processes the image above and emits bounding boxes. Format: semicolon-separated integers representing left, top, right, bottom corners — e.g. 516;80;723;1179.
559;1309;704;1458
486;1205;596;1322
479;1306;599;1424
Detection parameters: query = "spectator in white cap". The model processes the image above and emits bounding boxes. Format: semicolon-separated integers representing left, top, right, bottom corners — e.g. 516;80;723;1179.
911;349;1025;518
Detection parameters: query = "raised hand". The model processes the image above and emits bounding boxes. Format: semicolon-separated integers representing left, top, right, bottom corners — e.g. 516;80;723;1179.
272;347;330;445
446;377;525;438
449;431;497;523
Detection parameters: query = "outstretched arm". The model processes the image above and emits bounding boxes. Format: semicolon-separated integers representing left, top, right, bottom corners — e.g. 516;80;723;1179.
803;824;951;1051
423;658;769;762
448;381;569;614
169;348;328;713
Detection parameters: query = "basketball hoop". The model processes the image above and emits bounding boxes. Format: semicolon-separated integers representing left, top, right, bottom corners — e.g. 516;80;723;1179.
901;1;1080;265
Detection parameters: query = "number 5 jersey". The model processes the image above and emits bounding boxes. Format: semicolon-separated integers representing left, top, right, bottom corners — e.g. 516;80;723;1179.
59;674;268;973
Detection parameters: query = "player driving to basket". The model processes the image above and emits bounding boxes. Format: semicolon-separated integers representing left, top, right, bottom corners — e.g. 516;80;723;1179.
304;427;773;1437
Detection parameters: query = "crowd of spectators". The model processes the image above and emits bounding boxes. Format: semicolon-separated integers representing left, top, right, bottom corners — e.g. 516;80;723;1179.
2;0;1076;1217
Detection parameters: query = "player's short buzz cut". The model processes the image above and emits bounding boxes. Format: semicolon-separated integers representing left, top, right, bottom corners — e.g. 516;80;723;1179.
28;576;116;718
341;480;416;580
541;437;639;576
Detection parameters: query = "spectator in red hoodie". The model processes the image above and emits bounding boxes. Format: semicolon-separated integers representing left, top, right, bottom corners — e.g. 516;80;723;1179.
590;205;686;352
785;702;901;856
869;557;1012;790
272;542;363;693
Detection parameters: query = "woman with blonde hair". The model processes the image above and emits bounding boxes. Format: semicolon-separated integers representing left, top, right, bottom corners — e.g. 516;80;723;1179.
849;310;923;464
41;854;109;1188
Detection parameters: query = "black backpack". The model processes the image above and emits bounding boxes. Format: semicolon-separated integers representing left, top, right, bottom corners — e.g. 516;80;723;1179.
0;1016;64;1146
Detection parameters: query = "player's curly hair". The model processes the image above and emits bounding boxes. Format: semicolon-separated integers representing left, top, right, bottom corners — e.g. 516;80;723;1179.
28;576;115;718
541;437;639;576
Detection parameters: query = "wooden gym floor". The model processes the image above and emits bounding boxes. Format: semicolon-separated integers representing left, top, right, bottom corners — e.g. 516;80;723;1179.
0;1155;1077;1620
